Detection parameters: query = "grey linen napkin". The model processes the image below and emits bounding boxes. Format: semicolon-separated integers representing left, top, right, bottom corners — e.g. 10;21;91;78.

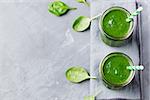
90;0;141;99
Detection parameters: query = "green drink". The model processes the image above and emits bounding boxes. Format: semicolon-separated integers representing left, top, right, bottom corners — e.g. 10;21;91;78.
100;52;135;89
100;7;134;47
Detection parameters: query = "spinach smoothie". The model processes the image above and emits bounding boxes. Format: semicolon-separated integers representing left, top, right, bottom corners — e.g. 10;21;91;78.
102;10;130;38
100;7;134;47
100;52;135;89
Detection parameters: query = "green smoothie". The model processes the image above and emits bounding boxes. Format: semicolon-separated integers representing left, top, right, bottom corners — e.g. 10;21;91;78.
100;52;135;89
100;7;134;47
102;9;130;38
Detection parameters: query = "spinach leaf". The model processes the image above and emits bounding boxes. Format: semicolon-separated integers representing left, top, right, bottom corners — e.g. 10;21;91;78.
84;96;95;100
72;14;102;32
66;66;96;83
72;16;91;32
76;0;90;6
48;1;76;16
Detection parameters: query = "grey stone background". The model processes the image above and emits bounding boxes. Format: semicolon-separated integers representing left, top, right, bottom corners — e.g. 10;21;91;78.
0;0;149;100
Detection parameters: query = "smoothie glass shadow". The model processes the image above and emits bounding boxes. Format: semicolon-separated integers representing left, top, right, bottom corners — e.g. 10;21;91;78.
99;6;134;47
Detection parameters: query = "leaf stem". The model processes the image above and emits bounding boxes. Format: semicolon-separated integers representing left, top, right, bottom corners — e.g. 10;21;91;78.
90;13;102;21
89;76;97;79
69;7;77;10
93;88;102;97
84;1;90;7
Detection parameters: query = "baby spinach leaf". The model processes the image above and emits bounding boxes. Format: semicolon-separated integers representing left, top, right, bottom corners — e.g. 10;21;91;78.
76;0;90;6
72;16;91;32
84;96;95;100
72;14;102;32
66;66;96;83
48;1;76;16
84;86;102;100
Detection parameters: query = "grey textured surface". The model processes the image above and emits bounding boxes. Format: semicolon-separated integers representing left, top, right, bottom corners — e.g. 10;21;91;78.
0;0;90;100
0;0;149;100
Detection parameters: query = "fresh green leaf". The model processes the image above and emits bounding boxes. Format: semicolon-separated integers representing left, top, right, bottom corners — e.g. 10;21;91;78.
72;14;101;32
76;0;90;6
72;16;91;32
48;1;76;16
84;96;95;100
66;66;96;83
84;86;102;100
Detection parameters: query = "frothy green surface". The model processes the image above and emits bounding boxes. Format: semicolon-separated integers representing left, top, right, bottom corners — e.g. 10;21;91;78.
102;9;131;38
103;54;131;84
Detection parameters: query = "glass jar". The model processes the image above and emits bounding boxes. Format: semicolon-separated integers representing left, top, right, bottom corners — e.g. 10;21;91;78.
99;52;135;89
99;6;134;47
